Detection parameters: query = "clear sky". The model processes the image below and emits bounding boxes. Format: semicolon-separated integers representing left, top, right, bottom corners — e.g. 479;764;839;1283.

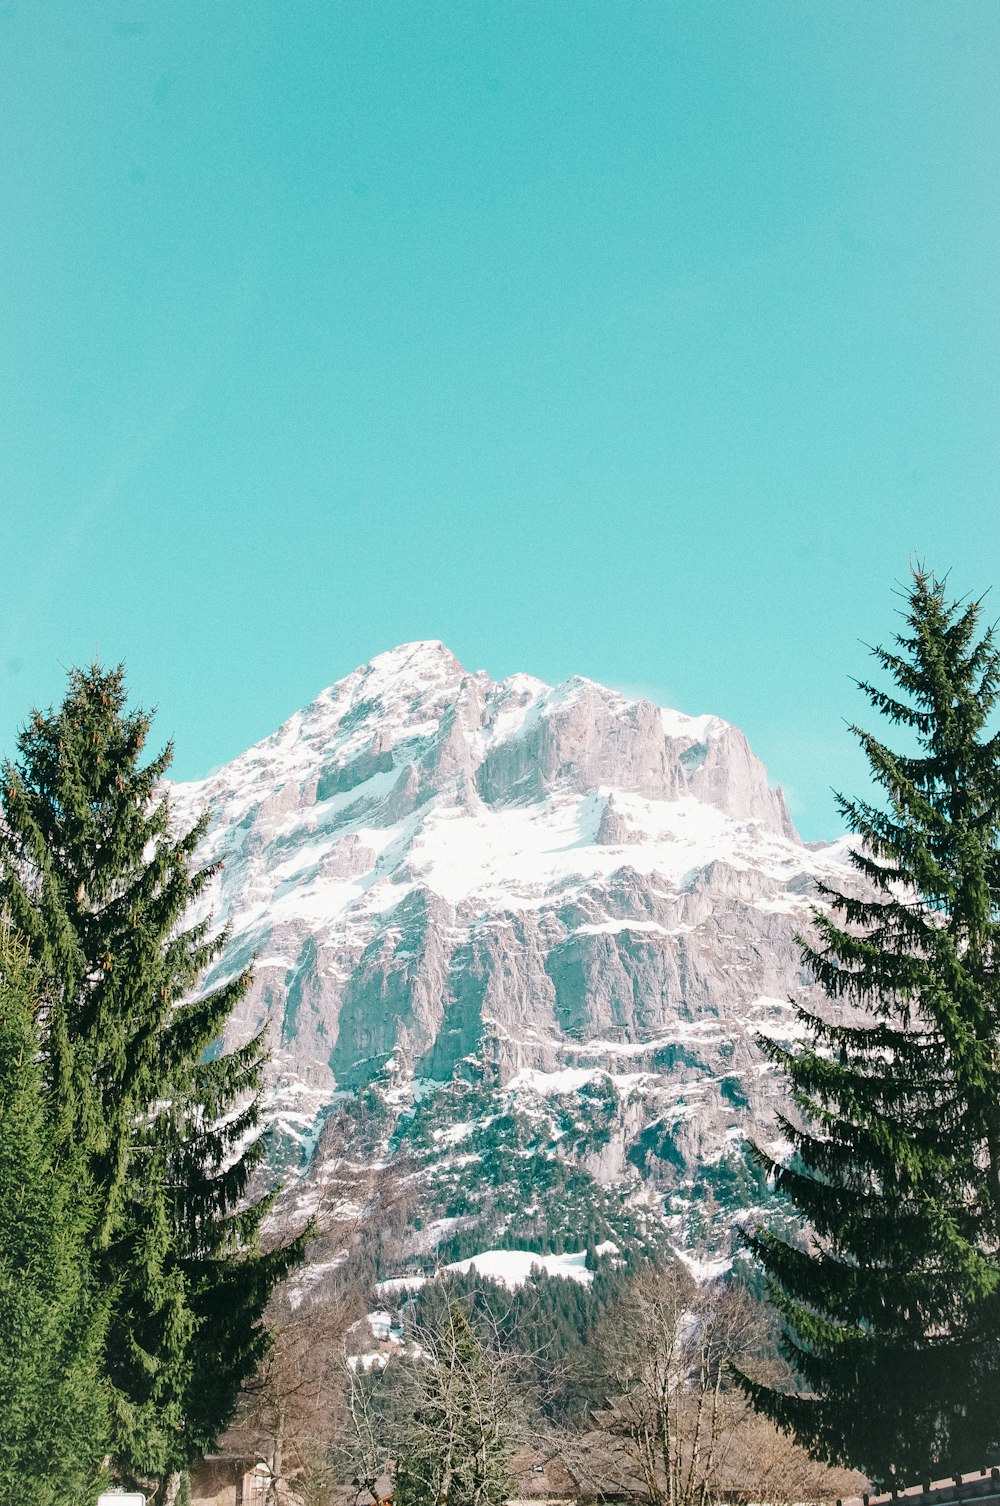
1;3;997;839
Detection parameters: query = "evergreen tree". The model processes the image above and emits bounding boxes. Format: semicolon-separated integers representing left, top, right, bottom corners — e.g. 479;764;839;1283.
0;664;303;1493
0;922;110;1504
743;569;1000;1483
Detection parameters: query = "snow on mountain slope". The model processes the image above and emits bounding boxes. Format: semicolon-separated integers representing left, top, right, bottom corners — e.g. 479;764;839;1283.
170;642;853;1259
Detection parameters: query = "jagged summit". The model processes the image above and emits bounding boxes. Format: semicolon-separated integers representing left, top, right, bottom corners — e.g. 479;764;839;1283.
365;637;463;670
187;641;792;836
350;639;468;696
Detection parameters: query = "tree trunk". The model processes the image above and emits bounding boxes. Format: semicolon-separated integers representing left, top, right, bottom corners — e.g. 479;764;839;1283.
268;1405;286;1506
156;1473;182;1506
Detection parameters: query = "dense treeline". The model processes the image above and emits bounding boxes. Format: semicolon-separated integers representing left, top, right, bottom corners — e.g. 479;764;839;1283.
333;1262;859;1506
413;1263;629;1424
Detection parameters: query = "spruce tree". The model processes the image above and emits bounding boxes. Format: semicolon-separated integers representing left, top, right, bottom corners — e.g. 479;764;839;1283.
0;922;110;1504
0;664;303;1493
744;569;1000;1484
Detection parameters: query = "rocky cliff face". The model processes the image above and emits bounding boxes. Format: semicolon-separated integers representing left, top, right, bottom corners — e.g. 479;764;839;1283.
172;642;851;1259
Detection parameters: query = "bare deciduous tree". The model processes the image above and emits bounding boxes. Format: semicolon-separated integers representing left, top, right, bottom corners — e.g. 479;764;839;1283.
228;1118;411;1506
337;1359;394;1506
579;1266;864;1506
336;1296;529;1506
231;1281;359;1506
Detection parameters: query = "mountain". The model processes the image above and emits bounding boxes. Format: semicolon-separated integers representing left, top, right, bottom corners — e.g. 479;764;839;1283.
172;641;851;1267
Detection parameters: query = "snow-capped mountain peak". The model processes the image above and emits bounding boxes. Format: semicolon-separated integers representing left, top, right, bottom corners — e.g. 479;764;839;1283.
170;644;851;1259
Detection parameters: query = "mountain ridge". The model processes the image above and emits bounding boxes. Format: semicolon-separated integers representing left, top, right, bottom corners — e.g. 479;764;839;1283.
170;641;850;1263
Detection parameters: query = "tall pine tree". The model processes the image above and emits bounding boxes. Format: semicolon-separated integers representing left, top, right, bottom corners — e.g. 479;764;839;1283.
0;664;303;1495
0;922;110;1504
744;569;1000;1484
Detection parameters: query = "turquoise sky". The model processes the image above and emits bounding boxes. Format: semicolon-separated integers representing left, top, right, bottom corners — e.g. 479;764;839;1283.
1;3;997;838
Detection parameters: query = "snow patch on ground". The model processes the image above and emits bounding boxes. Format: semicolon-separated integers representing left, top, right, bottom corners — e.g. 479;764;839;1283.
368;1247;625;1305
443;1245;615;1290
287;1253;347;1309
375;1275;428;1297
433;1120;476;1147
368;1310;396;1340
677;1250;732;1284
508;1065;652;1101
659;708;725;742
